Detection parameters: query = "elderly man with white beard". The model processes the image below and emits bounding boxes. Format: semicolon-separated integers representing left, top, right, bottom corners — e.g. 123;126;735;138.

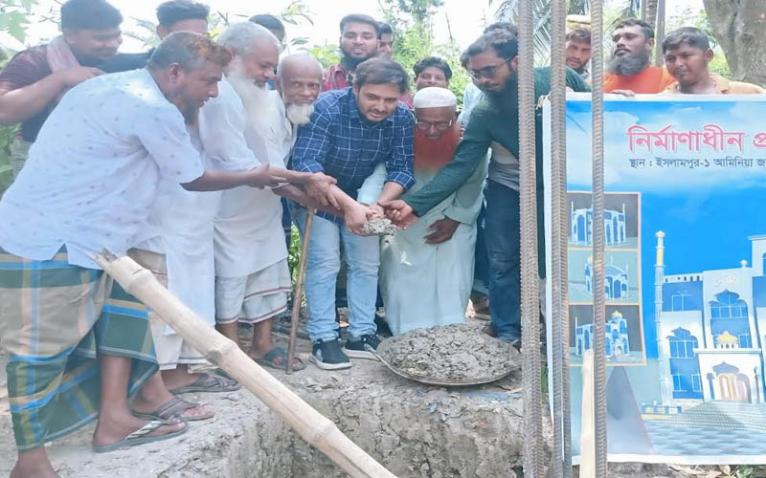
212;24;335;370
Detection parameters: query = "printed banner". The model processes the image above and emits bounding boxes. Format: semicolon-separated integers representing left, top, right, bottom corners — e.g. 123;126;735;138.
544;94;766;464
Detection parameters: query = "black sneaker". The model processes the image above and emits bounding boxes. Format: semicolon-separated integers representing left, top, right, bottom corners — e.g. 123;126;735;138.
344;334;381;360
311;339;352;370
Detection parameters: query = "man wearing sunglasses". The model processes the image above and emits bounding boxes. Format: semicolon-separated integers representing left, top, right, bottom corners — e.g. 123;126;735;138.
384;28;589;346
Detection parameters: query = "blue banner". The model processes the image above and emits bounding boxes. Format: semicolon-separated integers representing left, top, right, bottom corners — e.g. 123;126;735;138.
544;94;766;464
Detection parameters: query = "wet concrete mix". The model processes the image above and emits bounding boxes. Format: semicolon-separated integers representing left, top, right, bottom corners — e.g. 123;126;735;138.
377;324;521;384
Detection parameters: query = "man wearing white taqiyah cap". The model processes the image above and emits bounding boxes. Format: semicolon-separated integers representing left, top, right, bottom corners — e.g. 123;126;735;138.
360;86;487;334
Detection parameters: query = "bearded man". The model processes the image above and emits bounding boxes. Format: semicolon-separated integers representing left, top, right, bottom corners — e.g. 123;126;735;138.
384;30;589;346
604;18;674;94
378;87;485;335
213;23;331;370
322;14;380;91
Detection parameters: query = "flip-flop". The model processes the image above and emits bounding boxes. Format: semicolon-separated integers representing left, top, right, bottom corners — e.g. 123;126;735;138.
133;396;214;422
170;373;241;395
93;419;187;453
254;346;306;371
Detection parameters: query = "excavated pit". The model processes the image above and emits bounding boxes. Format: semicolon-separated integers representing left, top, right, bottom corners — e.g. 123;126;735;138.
0;357;534;477
0;354;715;477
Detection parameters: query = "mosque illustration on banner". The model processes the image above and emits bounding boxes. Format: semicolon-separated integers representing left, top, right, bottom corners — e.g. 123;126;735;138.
570;202;627;246
585;257;630;300
574;310;630;358
653;232;766;405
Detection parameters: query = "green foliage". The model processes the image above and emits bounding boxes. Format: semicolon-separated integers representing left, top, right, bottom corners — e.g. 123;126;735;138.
306;43;340;69
0;0;36;44
287;225;301;284
0;1;35;195
378;0;444;26
381;3;469;105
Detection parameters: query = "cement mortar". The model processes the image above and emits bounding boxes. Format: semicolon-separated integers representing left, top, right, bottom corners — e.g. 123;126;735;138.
378;324;520;384
362;217;398;236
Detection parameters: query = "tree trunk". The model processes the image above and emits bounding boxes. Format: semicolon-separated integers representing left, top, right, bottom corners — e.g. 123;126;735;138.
644;0;658;27
703;0;766;85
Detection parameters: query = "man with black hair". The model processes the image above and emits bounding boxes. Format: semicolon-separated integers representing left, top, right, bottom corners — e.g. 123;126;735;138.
250;13;287;44
413;56;452;90
100;0;209;73
0;32;298;478
322;13;380;91
377;22;394;58
0;0;123;176
566;27;592;81
662;27;763;95
384;29;589;346
292;58;415;370
604;18;674;93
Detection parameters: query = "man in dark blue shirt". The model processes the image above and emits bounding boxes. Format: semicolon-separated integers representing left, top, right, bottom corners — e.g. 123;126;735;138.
292;58;414;370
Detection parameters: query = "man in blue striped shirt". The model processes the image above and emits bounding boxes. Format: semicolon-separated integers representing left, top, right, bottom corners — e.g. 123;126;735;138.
292;58;415;370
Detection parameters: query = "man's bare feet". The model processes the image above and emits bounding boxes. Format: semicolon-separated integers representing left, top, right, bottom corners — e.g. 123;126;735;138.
92;410;186;448
11;448;58;478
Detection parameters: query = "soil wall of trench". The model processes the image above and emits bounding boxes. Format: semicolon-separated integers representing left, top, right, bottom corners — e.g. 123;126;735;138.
212;362;530;478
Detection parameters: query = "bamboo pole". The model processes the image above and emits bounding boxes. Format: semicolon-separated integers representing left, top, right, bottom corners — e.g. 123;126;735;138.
287;208;315;374
94;251;396;478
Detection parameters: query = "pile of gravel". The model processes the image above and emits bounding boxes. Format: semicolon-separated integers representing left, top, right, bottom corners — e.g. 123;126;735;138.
377;324;520;385
361;217;398;236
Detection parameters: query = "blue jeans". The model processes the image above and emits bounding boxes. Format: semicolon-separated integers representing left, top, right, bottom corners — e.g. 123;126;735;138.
293;208;380;342
472;191;490;294
485;180;521;341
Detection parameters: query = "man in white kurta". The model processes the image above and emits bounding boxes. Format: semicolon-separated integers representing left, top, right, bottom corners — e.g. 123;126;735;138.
213;24;327;370
378;87;486;335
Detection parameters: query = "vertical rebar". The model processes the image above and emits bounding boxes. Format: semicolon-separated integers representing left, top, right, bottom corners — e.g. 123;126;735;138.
518;0;544;476
550;0;571;474
590;0;609;475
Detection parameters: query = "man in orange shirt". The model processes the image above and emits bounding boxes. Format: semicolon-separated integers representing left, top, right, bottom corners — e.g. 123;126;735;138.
604;18;674;93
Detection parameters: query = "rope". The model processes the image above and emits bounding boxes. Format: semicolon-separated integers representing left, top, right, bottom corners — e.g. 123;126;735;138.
590;0;609;475
518;0;544;476
549;0;571;474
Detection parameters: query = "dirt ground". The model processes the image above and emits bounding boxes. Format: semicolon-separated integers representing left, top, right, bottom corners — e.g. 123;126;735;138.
0;329;757;478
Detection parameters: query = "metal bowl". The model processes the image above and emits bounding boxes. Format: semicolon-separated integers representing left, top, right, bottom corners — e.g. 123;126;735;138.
375;333;519;387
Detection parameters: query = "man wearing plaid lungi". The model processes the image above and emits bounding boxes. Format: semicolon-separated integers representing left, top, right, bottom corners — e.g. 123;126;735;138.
0;32;293;478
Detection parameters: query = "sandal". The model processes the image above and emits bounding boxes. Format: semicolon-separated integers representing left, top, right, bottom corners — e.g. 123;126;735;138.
170;373;241;395
93;419;187;453
253;346;306;371
133;396;214;422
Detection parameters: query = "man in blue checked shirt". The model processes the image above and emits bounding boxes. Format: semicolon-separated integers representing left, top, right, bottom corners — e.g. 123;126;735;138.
292;57;415;370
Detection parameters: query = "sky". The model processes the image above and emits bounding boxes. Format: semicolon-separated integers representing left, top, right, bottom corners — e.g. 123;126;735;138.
16;0;705;54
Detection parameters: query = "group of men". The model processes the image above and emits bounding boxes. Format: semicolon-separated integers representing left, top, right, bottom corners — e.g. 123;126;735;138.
0;0;764;476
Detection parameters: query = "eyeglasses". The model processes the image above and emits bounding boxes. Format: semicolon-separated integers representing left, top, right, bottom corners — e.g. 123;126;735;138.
469;59;511;80
415;118;454;131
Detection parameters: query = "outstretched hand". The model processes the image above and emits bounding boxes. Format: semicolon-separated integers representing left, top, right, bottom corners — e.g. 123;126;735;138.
380;199;418;229
344;203;370;235
304;172;340;209
247;163;289;189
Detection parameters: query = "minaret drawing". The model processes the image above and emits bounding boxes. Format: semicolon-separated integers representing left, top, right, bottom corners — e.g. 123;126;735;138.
655;231;673;404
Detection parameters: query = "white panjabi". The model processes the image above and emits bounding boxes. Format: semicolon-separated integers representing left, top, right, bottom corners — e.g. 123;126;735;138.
412;86;457;109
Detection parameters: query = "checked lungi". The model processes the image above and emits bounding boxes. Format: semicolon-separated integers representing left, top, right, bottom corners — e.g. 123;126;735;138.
0;248;158;451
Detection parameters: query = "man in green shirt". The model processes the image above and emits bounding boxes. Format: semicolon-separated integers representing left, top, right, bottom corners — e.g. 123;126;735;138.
384;29;589;344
